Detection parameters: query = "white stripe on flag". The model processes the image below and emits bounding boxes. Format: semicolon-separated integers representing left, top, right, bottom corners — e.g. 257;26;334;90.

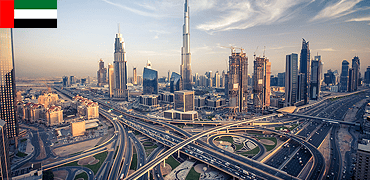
14;10;57;19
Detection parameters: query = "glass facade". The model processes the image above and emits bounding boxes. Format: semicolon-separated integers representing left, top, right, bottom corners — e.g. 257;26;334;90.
0;29;18;139
0;120;11;180
143;67;158;95
170;72;182;93
299;39;310;104
174;91;194;112
340;60;349;92
285;53;298;106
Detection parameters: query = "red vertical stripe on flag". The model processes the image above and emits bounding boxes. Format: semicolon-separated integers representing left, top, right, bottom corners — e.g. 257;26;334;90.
0;0;14;28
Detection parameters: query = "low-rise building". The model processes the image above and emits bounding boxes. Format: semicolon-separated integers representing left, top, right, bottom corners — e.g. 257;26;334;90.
46;106;63;126
139;95;159;107
71;121;85;137
38;93;59;108
164;109;198;120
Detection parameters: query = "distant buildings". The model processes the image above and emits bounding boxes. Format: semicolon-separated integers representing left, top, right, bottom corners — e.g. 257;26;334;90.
170;72;182;93
310;55;322;100
133;67;137;85
38;93;59;108
97;59;107;87
143;60;158;95
73;95;99;120
340;60;350;92
227;49;248;112
62;76;69;87
352;56;360;91
365;66;370;84
299;39;310;104
285;53;299;106
0;29;18;139
324;70;336;86
113;27;128;99
278;73;285;87
0;119;11;180
253;57;271;110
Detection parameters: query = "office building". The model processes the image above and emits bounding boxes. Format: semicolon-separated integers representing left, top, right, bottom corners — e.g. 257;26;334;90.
285;53;299;106
352;56;360;90
180;0;192;90
340;60;350;92
170;72;182;93
253;57;271;110
227;49;248;112
139;95;159;108
214;71;220;87
113;26;128;99
71;121;85;137
270;75;278;86
277;73;285;87
299;39;310;104
108;64;114;98
133;67;137;85
97;59;107;87
0;29;18;139
0;119;11;180
310;55;322;100
143;60;158;95
348;68;355;92
324;69;336;86
355;139;370;180
365;66;370;84
174;90;194;112
69;76;75;85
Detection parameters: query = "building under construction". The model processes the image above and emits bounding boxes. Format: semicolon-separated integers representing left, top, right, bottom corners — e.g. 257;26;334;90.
253;57;271;112
227;48;248;113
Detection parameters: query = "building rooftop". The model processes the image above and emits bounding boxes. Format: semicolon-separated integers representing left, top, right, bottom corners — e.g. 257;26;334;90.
358;139;370;153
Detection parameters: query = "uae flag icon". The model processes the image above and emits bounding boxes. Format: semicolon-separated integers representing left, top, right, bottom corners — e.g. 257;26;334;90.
0;0;57;28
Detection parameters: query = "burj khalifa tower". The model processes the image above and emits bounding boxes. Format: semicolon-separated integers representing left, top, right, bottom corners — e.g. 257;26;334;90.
180;0;192;90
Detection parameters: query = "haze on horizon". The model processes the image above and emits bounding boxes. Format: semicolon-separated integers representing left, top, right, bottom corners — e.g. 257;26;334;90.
13;0;370;79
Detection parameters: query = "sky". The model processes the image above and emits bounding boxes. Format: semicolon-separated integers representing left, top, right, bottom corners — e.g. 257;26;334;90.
13;0;370;79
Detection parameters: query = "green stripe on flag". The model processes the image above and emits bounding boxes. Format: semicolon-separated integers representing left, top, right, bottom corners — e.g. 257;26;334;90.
15;0;57;9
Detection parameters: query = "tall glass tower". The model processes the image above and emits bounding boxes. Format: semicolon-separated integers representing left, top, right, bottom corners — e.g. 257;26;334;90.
0;29;18;139
180;0;192;90
113;26;128;99
285;53;298;106
299;39;310;104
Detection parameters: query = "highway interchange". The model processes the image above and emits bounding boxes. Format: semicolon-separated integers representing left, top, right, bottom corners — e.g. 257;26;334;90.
36;87;370;180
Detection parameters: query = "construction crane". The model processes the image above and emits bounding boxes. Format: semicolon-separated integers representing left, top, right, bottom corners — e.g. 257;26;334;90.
221;46;244;54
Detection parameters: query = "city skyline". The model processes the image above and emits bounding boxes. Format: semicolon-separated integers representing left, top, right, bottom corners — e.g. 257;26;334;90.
12;0;370;79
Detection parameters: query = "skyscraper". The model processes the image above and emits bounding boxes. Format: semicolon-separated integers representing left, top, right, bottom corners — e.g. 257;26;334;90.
299;39;310;104
227;49;248;112
285;53;298;106
180;0;192;90
214;71;220;87
0;29;18;139
170;72;182;93
348;68;355;92
143;60;158;95
340;60;350;92
174;90;194;112
62;76;68;87
324;70;336;86
352;56;360;90
133;67;137;85
108;64;114;98
277;73;285;87
310;55;322;100
113;26;128;99
0;120;11;180
97;59;107;87
253;57;271;110
365;66;370;84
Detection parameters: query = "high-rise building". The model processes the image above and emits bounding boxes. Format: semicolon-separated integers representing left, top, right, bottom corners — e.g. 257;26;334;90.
310;55;322;100
108;64;114;98
174;90;194;112
180;0;192;90
324;69;336;86
143;61;158;95
113;26;128;99
285;53;298;106
97;59;107;87
227;49;248;112
352;56;360;90
340;60;350;92
299;39;310;104
365;66;370;84
62;76;68;87
168;70;171;84
69;76;75;85
0;119;11;180
270;75;278;86
355;139;370;180
277;73;285;87
0;29;18;139
214;71;220;87
348;68;355;92
253;57;271;110
170;72;182;93
133;67;137;85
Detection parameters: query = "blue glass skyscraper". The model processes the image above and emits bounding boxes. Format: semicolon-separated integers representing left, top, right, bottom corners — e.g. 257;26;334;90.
170;72;182;93
143;66;158;95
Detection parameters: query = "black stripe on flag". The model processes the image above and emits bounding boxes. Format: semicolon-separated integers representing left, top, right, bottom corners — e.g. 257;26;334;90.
14;19;57;28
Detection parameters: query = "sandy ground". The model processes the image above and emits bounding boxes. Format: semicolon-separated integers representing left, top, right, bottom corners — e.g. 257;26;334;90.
164;160;195;180
53;170;68;180
36;132;47;160
53;137;101;157
160;162;173;176
78;156;99;165
259;139;275;145
25;139;34;154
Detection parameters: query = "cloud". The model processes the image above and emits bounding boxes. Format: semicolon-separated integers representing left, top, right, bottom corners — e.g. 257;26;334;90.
196;0;311;33
102;0;165;18
320;48;337;51
310;0;362;21
346;15;370;23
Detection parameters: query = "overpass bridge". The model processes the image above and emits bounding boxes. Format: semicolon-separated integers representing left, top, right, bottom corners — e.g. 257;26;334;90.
287;113;360;127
